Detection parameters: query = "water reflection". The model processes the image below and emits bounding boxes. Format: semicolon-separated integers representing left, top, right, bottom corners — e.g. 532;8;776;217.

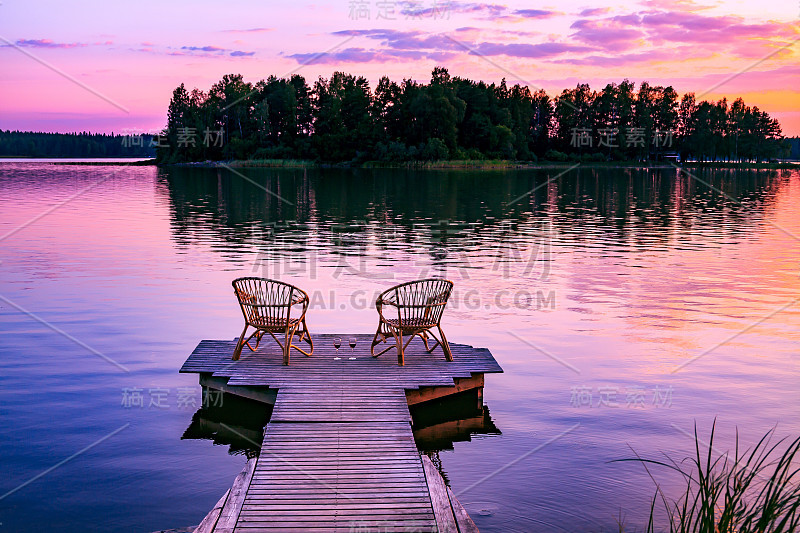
159;165;798;533
181;387;500;461
2;161;797;533
411;390;500;489
182;392;272;458
157;166;794;303
411;390;501;453
159;166;790;241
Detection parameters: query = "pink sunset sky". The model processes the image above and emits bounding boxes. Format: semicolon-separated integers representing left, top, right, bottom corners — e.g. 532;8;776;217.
1;0;798;135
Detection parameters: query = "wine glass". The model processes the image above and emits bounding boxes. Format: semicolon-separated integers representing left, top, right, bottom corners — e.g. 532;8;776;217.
333;337;342;355
349;337;357;355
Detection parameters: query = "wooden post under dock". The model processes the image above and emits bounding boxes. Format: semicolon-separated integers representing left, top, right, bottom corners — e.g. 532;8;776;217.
181;333;502;532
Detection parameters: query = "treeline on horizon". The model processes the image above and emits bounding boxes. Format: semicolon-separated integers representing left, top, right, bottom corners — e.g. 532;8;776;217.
158;67;788;164
0;130;155;158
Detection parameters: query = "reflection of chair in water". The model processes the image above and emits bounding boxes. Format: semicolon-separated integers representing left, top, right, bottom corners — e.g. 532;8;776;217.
370;279;454;366
231;277;314;365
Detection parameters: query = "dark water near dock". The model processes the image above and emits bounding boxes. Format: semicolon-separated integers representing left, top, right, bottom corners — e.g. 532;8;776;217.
1;162;798;532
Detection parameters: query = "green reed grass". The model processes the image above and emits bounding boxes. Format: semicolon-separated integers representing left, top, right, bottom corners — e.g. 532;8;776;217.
615;421;800;532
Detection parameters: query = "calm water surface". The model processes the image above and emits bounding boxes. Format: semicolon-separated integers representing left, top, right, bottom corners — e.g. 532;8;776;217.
1;163;798;532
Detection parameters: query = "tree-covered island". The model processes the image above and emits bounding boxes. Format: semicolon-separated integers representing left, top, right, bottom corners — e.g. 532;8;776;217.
157;67;787;165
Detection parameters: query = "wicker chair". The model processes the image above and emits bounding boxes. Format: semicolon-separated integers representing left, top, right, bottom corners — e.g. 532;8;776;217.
231;277;314;365
370;279;454;366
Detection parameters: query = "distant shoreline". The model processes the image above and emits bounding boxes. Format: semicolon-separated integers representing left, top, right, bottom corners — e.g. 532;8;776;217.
3;157;797;169
31;158;800;170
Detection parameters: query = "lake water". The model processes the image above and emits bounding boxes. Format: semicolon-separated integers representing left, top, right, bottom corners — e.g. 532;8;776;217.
1;162;798;532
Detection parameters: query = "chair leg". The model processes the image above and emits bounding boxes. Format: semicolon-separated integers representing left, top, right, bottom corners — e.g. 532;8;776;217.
252;331;263;351
396;330;404;366
291;320;313;357
283;328;292;365
422;329;442;354
233;324;248;360
438;325;453;362
419;331;431;352
301;319;313;356
243;330;262;352
371;325;385;357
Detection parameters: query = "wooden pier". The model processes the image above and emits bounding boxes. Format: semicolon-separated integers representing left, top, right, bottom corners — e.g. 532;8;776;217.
181;333;502;532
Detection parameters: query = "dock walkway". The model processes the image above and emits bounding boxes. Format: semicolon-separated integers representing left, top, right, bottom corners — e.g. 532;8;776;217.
181;333;502;532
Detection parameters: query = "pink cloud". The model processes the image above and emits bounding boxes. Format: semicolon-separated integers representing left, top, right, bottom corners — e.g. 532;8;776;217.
636;11;789;45
287;47;453;64
10;39;86;49
570;19;645;51
560;7;800;58
640;0;716;11
157;45;256;58
401;2;508;18
222;28;274;34
182;45;227;52
312;29;592;63
556;46;702;67
578;8;611;17
332;29;463;51
729;40;797;60
472;41;592;58
610;9;797;46
689;65;800;95
512;9;559;19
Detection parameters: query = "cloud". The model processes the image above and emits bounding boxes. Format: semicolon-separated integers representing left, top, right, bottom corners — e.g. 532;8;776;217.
326;28;588;61
171;45;255;57
221;28;273;34
512;9;558;19
686;64;800;95
602;9;798;47
8;39;86;49
332;29;462;51
556;47;698;67
286;46;454;64
472;41;592;58
570;19;645;51
562;6;798;62
453;26;541;39
401;1;507;19
579;7;611;17
308;26;594;65
294;4;797;71
640;0;715;11
182;45;227;53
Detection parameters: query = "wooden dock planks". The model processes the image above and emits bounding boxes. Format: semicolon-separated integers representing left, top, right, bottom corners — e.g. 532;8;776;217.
270;388;412;423
237;388;435;531
239;425;436;530
182;334;502;532
180;334;501;392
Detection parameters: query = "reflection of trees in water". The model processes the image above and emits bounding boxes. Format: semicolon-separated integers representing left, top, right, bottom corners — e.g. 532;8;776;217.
158;167;790;261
